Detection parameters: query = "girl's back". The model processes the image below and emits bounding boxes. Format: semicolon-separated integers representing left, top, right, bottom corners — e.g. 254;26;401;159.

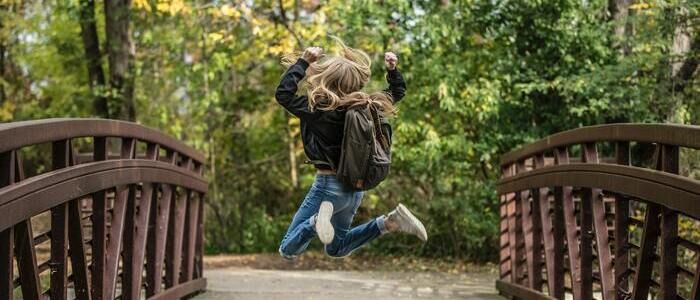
274;44;406;170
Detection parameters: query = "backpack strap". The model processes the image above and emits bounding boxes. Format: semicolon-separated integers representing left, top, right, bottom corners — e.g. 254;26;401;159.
369;105;390;149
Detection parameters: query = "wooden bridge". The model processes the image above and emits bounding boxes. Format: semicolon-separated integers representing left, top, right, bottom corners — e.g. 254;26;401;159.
497;124;700;300
1;119;699;300
0;119;207;300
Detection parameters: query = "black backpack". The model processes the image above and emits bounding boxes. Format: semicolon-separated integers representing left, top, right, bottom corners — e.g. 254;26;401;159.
336;105;392;190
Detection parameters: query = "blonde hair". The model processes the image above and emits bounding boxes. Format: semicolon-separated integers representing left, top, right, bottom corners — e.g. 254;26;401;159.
282;38;396;114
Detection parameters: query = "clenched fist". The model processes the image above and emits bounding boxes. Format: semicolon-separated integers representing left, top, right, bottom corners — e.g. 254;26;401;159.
384;52;398;70
302;46;324;63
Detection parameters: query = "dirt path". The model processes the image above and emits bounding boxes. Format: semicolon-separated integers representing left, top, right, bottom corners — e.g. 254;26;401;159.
196;268;501;300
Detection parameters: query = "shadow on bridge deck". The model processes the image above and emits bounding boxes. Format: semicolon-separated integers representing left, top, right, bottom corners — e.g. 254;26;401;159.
194;268;503;300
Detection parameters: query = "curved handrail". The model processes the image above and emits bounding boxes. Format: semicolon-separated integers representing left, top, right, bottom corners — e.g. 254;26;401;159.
500;123;700;166
497;163;700;219
0;118;205;163
0;159;207;232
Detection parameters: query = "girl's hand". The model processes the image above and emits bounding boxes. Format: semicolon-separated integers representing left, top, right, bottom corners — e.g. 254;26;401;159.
302;47;324;63
384;52;398;70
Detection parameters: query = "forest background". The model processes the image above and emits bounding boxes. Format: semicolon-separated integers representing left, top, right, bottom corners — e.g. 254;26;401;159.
1;0;698;261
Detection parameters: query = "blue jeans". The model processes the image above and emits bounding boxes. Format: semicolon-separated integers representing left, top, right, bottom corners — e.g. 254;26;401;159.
279;175;387;258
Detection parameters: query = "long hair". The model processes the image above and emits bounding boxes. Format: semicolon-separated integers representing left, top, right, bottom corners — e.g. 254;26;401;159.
282;38;396;114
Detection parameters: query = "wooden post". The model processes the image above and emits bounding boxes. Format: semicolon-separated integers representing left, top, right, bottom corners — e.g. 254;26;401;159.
614;141;630;300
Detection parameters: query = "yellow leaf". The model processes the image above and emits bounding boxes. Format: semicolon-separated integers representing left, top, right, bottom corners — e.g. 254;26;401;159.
208;32;224;42
438;82;448;99
156;0;191;15
220;4;241;19
630;2;651;10
156;2;169;13
133;0;151;11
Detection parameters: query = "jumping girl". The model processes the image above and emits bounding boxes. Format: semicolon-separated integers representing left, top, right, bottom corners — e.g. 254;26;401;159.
276;39;427;259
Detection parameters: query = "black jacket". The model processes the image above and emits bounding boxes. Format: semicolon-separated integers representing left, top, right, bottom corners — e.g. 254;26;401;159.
275;58;407;170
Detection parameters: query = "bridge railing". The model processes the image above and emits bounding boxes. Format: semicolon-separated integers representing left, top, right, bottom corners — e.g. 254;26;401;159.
496;124;700;300
0;118;208;300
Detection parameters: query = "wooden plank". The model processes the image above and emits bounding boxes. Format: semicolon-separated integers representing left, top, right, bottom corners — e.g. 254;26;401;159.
50;204;68;300
692;254;700;300
0;228;13;300
102;137;136;299
195;192;205;278
122;182;155;300
659;145;679;300
534;154;564;298
146;184;174;296
592;199;613;296
659;208;678;300
123;143;158;300
517;159;542;290
528;186;543;291
146;152;177;297
555;147;582;300
582;143;614;300
499;164;511;281
496;279;557;300
165;189;188;288
0;151;15;300
14;220;42;300
50;140;72;300
579;186;593;297
614;142;630;300
505;164;521;285
514;189;525;285
122;184;138;299
10;153;43;300
68;199;91;300
182;195;200;282
146;277;207;300
91;137;107;300
103;184;130;299
631;204;662;300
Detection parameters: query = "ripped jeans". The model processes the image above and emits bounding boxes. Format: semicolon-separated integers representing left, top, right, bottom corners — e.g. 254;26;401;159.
278;175;387;258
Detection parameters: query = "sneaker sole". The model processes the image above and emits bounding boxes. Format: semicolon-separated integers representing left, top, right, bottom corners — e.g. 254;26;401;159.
397;204;428;242
316;201;335;245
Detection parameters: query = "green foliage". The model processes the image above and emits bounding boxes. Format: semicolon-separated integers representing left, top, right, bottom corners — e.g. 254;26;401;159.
2;0;698;262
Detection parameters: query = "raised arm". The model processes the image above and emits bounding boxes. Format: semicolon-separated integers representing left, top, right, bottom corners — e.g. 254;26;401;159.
384;52;406;103
275;47;324;118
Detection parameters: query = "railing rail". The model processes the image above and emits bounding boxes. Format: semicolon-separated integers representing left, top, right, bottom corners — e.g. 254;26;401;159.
496;123;700;300
0;118;208;300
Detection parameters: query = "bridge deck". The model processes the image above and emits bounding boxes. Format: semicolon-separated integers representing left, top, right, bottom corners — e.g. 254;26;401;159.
195;268;502;300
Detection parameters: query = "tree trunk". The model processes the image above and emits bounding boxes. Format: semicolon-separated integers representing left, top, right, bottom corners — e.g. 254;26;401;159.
665;7;698;121
79;0;109;118
608;0;632;55
104;0;136;121
670;12;698;93
0;3;7;105
0;28;5;106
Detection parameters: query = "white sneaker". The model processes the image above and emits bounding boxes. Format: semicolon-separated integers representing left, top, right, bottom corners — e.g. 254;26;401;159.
315;201;335;245
386;204;428;242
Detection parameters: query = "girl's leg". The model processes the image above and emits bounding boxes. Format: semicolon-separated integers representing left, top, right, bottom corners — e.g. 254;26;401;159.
278;184;325;258
324;192;387;257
